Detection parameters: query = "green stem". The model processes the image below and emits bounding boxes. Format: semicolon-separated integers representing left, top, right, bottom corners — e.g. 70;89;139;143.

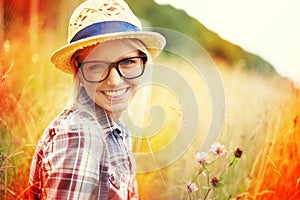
190;169;203;183
188;191;192;200
205;168;210;185
203;188;212;200
219;157;236;178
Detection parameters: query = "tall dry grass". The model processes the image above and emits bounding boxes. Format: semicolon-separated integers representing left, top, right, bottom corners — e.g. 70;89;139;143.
0;31;72;199
243;76;300;199
218;66;300;200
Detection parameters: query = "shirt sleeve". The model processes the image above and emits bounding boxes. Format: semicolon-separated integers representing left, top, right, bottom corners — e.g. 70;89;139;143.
41;117;109;200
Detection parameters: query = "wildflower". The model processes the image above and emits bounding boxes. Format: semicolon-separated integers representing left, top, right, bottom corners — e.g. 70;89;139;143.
211;177;219;187
195;152;209;165
234;147;243;158
187;182;198;193
210;142;226;156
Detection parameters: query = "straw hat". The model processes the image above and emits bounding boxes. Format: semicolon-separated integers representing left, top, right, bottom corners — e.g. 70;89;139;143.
50;0;166;74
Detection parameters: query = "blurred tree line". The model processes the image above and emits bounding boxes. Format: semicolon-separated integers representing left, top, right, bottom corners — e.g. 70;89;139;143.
126;0;275;74
0;0;275;74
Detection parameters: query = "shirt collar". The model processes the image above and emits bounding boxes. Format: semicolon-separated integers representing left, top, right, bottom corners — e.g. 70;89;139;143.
77;87;124;137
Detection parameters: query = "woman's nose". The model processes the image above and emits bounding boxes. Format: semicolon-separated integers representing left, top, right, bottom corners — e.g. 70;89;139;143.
106;67;122;85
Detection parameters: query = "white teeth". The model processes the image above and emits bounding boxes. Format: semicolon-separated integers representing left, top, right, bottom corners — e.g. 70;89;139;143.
103;88;127;98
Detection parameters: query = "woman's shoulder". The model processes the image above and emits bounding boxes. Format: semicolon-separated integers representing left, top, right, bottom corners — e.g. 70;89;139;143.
37;107;107;166
40;107;104;144
54;107;98;127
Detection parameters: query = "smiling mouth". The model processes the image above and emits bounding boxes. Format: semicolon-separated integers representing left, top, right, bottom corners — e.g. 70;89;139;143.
102;88;128;99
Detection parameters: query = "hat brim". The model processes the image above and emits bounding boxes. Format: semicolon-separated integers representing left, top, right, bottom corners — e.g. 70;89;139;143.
50;31;166;74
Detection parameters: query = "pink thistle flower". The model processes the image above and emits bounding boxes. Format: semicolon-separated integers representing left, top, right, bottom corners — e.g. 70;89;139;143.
195;152;209;165
210;142;226;156
187;182;198;193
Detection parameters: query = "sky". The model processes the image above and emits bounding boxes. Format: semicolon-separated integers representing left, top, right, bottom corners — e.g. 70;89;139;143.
155;0;300;85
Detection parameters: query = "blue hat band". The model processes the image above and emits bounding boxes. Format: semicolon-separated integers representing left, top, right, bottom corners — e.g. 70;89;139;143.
70;21;141;43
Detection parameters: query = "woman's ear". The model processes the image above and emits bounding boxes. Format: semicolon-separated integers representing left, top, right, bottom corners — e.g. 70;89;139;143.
74;67;84;84
71;55;83;83
78;71;84;84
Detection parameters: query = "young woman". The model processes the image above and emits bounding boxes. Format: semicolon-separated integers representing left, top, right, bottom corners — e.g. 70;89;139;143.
29;0;165;199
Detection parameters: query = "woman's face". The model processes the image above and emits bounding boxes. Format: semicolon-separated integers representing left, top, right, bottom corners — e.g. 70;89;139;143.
76;40;146;121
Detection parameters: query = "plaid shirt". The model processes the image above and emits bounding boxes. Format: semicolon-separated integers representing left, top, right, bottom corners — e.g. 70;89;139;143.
29;88;138;199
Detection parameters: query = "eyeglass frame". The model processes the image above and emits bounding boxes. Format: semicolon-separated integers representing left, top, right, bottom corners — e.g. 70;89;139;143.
77;53;148;83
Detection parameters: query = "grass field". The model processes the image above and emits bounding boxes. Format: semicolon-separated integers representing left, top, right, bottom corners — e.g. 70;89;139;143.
0;29;300;200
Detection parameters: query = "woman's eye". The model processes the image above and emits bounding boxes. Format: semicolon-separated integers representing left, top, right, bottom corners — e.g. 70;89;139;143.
123;60;134;65
87;63;104;71
121;59;137;66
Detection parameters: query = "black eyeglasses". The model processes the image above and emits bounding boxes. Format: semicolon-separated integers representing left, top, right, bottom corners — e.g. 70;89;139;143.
78;55;147;83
